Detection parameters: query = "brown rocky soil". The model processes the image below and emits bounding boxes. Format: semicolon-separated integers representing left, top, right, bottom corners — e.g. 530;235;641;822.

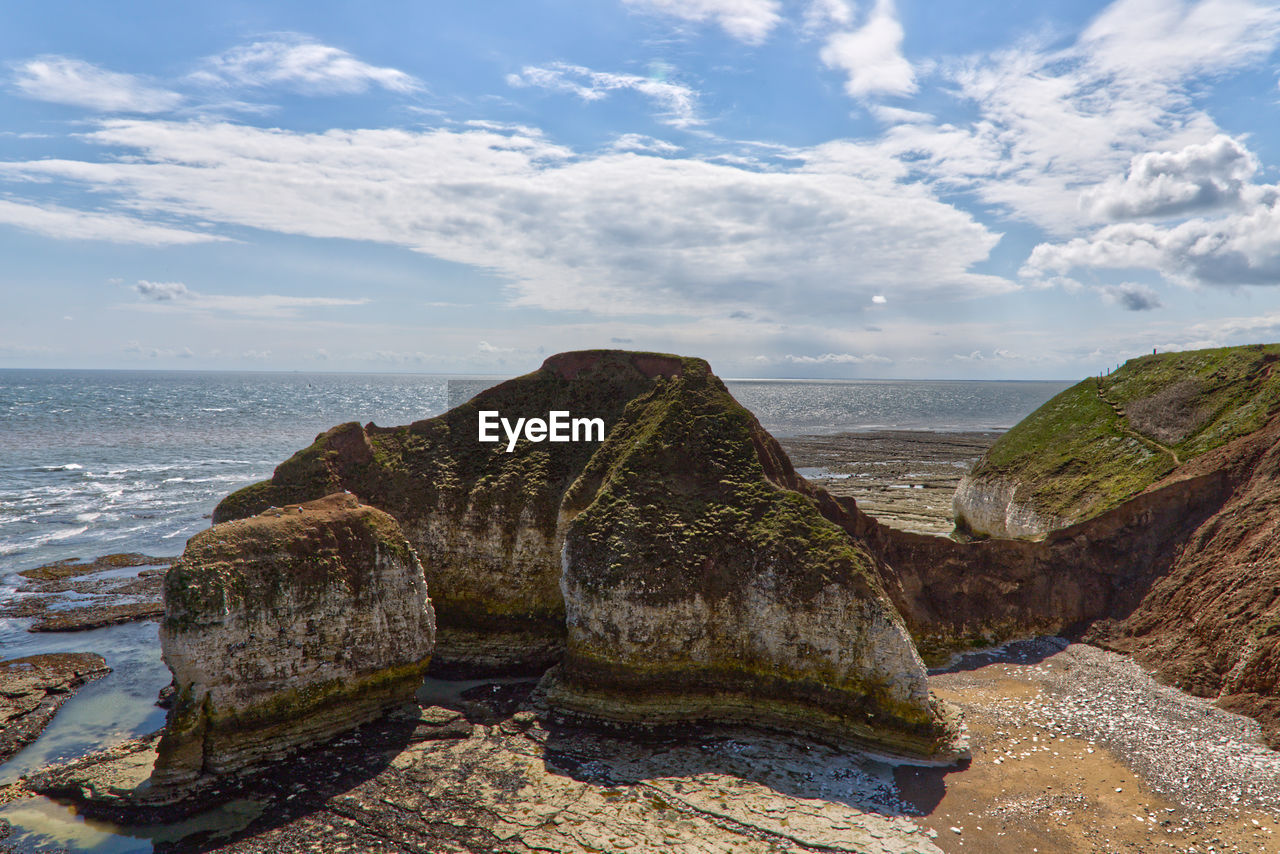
0;653;111;765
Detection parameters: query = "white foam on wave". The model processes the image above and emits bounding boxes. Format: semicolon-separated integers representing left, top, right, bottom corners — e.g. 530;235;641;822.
38;463;82;471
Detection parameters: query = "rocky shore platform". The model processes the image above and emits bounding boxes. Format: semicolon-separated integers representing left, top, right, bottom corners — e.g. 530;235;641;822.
5;643;1279;852
0;553;173;632
0;679;946;853
778;431;998;535
0;653;111;766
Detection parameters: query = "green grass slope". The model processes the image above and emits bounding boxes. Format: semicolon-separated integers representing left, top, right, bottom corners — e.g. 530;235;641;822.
965;343;1280;528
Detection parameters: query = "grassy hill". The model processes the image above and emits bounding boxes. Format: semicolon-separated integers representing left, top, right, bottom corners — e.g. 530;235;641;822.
960;343;1280;533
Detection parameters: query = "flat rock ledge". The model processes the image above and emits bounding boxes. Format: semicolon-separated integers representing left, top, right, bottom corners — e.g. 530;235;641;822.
149;493;436;797
0;653;111;765
2;686;945;853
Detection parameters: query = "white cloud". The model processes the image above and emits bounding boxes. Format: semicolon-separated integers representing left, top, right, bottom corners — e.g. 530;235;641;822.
507;63;700;128
804;0;855;30
819;0;916;99
1023;201;1280;288
1023;137;1280;289
0;199;226;245
131;279;368;317
134;280;191;300
871;294;887;304
623;0;782;44
190;36;420;95
1081;135;1259;220
610;133;682;154
1098;282;1163;310
11;56;182;113
875;0;1280;233
2;119;1013;319
779;352;893;364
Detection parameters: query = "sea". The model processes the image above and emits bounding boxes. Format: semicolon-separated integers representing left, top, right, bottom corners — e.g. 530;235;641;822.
0;369;1071;851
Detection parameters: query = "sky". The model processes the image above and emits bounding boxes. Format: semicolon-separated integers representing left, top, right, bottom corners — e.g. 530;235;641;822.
3;0;1280;380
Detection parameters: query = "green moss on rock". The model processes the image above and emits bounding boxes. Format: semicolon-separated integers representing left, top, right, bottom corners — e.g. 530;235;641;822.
546;367;957;759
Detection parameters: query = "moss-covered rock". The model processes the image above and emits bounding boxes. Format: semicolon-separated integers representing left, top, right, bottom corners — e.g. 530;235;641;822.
151;493;434;791
213;351;699;675
543;367;960;759
955;343;1280;537
205;350;960;758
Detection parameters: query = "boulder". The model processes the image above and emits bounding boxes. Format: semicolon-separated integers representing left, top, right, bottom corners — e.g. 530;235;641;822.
151;493;434;790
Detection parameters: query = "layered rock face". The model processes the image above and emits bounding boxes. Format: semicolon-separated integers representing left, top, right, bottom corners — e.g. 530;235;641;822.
850;343;1280;745
866;418;1280;746
214;351;688;675
955;344;1280;538
209;350;960;759
544;366;957;758
152;493;435;789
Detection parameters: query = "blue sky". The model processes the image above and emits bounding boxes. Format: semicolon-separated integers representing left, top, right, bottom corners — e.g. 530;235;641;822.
3;0;1280;379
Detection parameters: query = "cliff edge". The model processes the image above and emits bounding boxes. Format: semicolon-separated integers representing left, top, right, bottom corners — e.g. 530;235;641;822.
955;344;1280;538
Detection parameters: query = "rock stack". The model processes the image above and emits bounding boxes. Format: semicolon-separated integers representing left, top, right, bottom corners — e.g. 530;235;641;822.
151;493;435;790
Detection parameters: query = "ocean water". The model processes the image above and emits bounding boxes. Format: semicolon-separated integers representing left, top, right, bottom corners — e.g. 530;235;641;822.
0;369;1070;850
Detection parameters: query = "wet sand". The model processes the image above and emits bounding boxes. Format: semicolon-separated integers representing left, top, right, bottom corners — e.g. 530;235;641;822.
899;638;1280;853
778;430;999;535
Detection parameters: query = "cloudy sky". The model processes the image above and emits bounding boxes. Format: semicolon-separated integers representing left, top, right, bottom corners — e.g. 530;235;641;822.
4;0;1280;379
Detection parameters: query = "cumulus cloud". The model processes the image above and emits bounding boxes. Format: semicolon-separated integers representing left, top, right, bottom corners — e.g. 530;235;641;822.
875;0;1280;233
622;0;782;44
0;199;226;245
190;36;420;95
11;56;182;113
1099;282;1163;310
1082;135;1259;220
1;119;1013;318
507;63;699;128
819;0;916;99
130;279;368;317
1023;201;1280;288
134;280;191;300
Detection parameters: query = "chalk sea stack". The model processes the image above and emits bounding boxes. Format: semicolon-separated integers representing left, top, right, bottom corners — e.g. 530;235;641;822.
545;363;954;756
214;351;693;675
210;350;960;759
151;493;434;790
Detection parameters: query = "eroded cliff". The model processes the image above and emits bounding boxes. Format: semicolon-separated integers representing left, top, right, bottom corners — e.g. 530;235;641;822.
152;493;435;791
544;365;958;758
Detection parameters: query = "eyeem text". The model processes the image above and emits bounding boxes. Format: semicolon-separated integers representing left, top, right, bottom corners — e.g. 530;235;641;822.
478;410;605;452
